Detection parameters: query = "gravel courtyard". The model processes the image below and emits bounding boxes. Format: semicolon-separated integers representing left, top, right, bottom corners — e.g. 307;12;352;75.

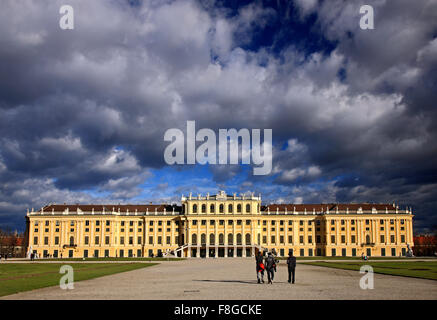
2;258;436;300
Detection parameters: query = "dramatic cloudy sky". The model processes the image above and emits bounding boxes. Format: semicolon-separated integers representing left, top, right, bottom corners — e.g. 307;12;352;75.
1;0;436;233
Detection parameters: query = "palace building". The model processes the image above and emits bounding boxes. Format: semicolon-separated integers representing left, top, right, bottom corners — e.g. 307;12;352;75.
25;191;414;258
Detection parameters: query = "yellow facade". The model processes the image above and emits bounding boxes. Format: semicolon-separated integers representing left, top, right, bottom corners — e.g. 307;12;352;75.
25;191;414;258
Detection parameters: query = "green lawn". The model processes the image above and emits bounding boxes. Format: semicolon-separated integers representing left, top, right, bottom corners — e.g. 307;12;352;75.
302;261;437;281
277;256;436;261
39;257;185;262
0;262;156;297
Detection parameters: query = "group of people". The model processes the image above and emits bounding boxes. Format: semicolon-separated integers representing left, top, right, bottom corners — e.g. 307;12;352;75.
255;251;296;284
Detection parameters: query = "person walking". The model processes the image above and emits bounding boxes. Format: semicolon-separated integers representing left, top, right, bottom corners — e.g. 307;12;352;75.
255;251;265;284
287;252;296;284
265;252;276;284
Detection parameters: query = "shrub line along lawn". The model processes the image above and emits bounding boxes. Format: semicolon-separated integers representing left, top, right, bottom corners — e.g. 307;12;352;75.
302;261;437;281
0;262;157;297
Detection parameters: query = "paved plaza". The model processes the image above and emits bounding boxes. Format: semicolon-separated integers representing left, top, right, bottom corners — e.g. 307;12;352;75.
2;258;436;300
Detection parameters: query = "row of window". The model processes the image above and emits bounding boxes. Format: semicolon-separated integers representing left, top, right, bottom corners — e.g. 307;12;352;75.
191;203;259;214
33;218;407;228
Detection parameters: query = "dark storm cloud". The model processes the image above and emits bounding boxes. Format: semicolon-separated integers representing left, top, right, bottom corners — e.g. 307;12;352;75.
0;0;436;233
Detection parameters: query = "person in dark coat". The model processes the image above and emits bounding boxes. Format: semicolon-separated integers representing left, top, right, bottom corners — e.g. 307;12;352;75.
255;251;265;283
287;252;296;283
265;252;276;284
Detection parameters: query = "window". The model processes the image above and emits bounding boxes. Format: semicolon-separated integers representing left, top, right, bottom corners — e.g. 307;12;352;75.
95;236;99;245
158;236;162;244
210;234;215;245
237;204;242;213
55;236;59;245
106;220;110;226
381;248;386;256
70;221;74;226
401;235;405;243
138;237;142;245
33;237;38;245
246;204;250;213
149;236;153;244
210;204;215;213
228;204;233;213
69;236;74;246
192;220;197;226
210;220;215;226
129;237;133;245
331;235;335;244
166;236;171;245
365;219;370;225
193;204;197;213
366;235;371;244
84;236;89;245
271;235;276;244
246;220;250;225
380;235;385;243
390;235;395;243
219;220;224;225
105;236;110;245
262;236;267;244
96;221;100;226
192;234;197;245
44;237;49;245
201;234;206;245
219;204;224;213
308;236;312;243
237;220;242;225
246;233;251;245
341;220;345;225
300;221;304;226
228;220;233;225
331;248;336;257
219;234;224;245
351;235;356;243
288;236;292;244
300;249;305;257
228;234;233;245
299;236;304;244
201;220;206;226
201;204;206;213
341;235;345;243
45;221;49;226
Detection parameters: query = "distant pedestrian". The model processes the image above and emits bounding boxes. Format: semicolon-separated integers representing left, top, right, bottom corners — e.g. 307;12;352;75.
255;251;265;284
265;252;276;284
287;252;296;284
